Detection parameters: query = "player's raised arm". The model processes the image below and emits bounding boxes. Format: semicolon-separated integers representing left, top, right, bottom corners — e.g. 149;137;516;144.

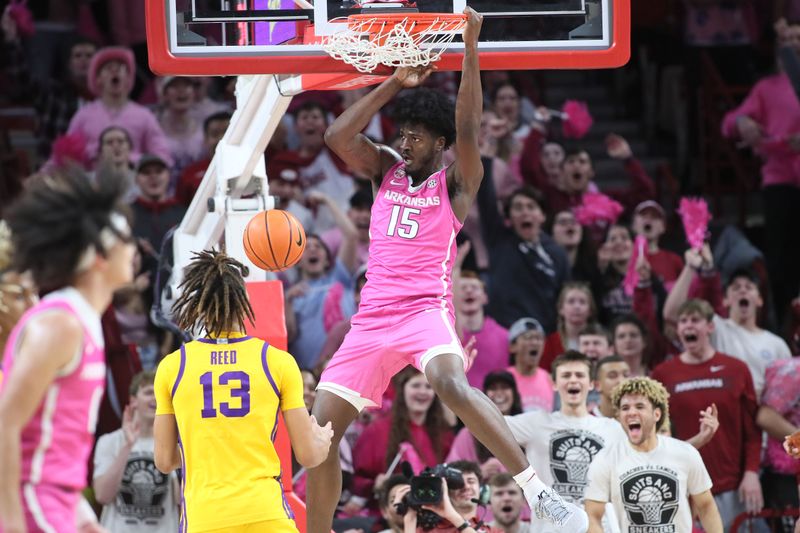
449;7;484;216
324;67;433;182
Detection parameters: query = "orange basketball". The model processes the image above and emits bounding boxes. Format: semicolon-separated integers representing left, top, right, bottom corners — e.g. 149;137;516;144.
243;209;306;272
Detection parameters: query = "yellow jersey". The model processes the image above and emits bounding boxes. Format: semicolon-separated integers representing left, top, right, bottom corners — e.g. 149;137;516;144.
154;333;305;532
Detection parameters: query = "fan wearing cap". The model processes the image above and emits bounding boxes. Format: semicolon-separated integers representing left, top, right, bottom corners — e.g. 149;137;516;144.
175;111;232;206
265;155;314;232
663;245;791;398
504;317;554;413
631;200;683;290
157;76;205;185
66;46;172;166
505;351;627;533
130;154;186;276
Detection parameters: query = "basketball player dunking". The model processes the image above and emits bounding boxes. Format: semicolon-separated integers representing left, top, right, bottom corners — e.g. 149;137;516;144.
307;8;588;533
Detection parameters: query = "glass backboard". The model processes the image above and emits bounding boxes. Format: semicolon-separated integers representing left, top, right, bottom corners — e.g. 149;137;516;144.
145;0;629;75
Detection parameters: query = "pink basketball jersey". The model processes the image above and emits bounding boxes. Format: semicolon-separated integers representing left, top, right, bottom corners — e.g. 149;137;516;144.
0;287;106;489
359;161;463;312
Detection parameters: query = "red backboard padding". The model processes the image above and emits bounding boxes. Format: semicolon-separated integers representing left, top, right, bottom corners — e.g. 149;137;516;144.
244;280;310;531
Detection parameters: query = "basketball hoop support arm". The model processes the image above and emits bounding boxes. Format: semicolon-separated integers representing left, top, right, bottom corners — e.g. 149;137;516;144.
170;75;292;301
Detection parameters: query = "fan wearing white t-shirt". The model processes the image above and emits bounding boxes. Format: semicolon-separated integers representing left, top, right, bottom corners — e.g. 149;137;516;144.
585;377;722;533
663;247;791;398
505;351;627;533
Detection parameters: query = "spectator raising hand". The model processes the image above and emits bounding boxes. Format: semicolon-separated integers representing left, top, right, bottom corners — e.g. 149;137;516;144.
605;133;633;160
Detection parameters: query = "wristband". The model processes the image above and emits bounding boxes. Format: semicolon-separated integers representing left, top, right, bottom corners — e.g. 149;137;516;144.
457;521;470;531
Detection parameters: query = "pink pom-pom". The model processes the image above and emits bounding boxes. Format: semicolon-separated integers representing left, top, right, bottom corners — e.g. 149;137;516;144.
574;192;623;226
562;100;593;139
52;132;90;169
398;442;426;474
7;0;34;38
678;197;712;250
623;235;647;297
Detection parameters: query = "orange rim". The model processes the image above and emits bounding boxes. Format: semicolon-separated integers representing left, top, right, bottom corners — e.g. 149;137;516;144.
345;12;467;34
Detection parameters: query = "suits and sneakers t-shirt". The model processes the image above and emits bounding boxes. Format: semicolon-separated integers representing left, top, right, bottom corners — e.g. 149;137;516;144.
93;429;180;533
585;435;713;533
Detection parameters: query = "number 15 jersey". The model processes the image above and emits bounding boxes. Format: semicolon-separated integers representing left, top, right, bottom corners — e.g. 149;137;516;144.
154;333;305;532
359;161;463;313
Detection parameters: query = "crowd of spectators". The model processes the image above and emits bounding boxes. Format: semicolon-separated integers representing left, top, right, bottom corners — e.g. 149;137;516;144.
4;2;800;532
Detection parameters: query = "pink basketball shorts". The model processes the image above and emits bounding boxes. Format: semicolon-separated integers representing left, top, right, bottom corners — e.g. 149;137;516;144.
319;305;466;409
2;484;81;533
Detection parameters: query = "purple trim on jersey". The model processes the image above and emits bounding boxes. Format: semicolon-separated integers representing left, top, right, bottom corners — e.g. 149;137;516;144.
172;346;187;398
260;342;280;397
196;336;252;344
278;467;295;519
270;403;280;443
178;436;187;533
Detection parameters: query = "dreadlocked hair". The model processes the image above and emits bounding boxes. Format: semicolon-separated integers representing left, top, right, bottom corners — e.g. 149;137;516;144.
172;250;255;337
4;168;128;292
611;377;670;432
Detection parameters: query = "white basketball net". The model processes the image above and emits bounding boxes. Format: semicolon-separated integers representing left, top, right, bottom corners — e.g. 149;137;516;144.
323;16;466;73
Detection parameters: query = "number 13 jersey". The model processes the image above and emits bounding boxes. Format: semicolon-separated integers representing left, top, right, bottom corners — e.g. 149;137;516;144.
154;333;305;531
359;161;463;313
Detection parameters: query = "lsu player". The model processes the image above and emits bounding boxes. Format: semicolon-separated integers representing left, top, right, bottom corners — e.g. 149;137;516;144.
0;171;136;533
308;7;588;533
153;250;333;533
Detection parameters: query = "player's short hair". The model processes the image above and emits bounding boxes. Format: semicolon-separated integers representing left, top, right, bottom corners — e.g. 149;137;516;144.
203;111;232;135
487;472;517;489
4;169;130;292
391;88;456;149
677;299;715;322
578;322;610;342
504;186;545;218
551;350;592;380
447;460;483;484
593;354;626;381
612;377;670;432
377;474;411;510
129;370;156;396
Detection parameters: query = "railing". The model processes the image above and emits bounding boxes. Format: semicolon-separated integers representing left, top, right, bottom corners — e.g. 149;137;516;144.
731;508;800;533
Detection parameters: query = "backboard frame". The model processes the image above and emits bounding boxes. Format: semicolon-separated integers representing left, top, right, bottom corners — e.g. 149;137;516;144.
145;0;630;76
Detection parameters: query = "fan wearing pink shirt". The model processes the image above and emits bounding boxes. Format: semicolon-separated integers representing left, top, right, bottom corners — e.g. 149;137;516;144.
0;171;136;533
505;318;554;413
456;271;510;388
721;25;800;323
66;47;172;166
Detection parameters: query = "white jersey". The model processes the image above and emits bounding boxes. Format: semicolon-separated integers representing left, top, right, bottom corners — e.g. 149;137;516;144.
711;315;791;398
506;411;627;533
585;435;713;533
94;429;180;533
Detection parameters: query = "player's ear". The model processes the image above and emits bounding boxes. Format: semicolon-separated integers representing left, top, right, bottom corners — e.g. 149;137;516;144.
436;136;445;152
654;406;662;423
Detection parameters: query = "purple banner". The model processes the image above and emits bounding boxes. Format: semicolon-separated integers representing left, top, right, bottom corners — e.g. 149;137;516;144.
253;0;299;45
